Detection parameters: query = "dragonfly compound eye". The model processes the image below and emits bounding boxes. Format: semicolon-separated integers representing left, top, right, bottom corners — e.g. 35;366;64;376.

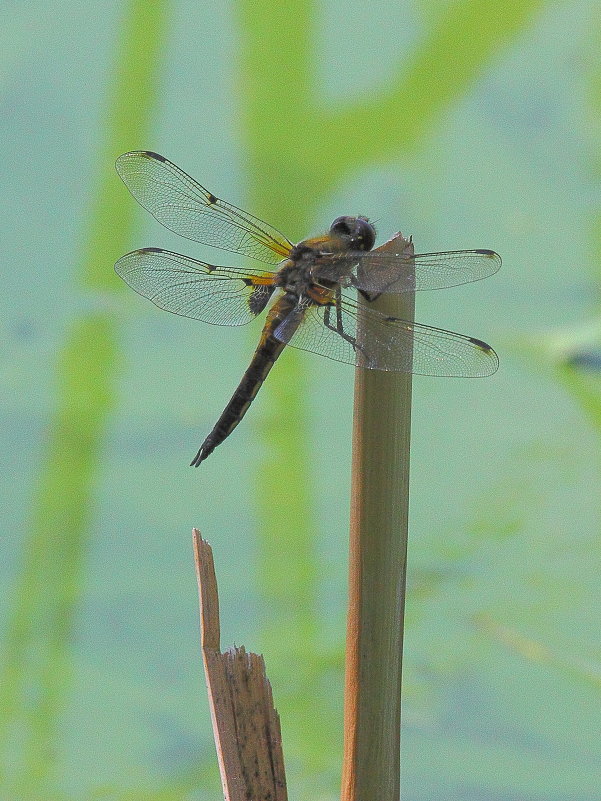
330;216;376;251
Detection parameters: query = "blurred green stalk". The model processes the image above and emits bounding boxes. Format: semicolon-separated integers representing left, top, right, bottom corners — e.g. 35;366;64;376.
0;1;170;794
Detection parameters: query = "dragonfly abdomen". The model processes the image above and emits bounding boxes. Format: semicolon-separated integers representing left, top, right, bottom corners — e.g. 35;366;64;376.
190;296;298;466
190;337;286;466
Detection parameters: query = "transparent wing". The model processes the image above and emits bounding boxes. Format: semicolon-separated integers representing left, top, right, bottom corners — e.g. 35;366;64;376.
315;249;501;294
274;296;498;377
115;151;293;265
115;248;277;325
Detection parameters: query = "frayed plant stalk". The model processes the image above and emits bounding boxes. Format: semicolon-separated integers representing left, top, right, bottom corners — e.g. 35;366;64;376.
193;530;287;801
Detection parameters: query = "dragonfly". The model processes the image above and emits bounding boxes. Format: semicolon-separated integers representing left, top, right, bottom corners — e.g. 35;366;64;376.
115;151;500;467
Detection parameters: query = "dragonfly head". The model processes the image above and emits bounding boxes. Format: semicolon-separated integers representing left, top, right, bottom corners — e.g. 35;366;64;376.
329;216;376;252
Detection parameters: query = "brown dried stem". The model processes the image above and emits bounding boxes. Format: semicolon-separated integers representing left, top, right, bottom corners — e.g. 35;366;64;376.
193;529;287;801
341;234;415;801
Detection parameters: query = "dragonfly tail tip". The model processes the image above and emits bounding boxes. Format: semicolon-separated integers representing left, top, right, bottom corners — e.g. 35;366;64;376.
190;444;211;467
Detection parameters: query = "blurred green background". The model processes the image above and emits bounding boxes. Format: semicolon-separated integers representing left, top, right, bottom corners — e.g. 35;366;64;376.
2;0;601;799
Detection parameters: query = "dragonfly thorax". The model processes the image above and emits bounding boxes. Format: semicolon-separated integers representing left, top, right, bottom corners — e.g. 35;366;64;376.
275;256;317;296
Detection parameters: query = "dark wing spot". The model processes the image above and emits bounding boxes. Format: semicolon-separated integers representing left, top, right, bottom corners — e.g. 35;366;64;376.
140;246;162;253
469;336;493;352
141;151;166;162
248;284;274;314
475;249;496;257
207;193;218;204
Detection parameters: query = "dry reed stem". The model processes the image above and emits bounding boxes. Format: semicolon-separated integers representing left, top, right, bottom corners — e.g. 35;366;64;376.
193;529;287;801
342;233;415;801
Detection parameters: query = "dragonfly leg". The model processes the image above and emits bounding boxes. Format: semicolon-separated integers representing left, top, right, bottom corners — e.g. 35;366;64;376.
323;296;356;348
323;289;373;367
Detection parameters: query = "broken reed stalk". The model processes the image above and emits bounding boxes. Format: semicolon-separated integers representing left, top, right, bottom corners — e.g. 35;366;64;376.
193;530;287;801
341;233;415;801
